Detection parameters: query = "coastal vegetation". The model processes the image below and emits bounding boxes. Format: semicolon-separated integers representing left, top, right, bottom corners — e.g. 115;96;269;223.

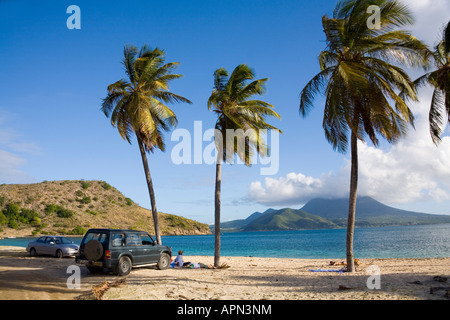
0;180;210;237
414;21;450;144
207;64;282;267
1;2;448;275
299;0;431;272
102;45;192;245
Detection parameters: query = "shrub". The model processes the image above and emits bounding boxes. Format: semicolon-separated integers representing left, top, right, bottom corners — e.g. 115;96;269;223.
70;226;87;235
45;204;58;214
80;181;91;189
8;220;18;229
20;209;39;224
0;212;7;225
75;190;84;197
57;207;75;218
5;203;20;219
101;181;111;190
45;204;75;218
125;198;133;206
79;196;91;204
31;216;41;227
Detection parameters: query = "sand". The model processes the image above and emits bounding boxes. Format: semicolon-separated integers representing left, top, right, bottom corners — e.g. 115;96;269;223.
0;246;449;300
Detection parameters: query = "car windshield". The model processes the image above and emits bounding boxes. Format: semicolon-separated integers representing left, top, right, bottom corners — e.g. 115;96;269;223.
83;232;107;244
58;237;73;244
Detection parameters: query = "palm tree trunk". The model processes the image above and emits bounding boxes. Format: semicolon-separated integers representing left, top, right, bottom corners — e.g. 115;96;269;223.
137;136;162;245
346;131;358;272
214;153;222;268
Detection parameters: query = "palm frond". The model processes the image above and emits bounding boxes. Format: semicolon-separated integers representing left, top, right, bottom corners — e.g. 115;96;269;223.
208;65;282;165
103;44;190;152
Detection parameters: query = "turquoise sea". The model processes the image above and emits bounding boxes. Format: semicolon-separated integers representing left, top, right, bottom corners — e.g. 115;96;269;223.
1;223;450;259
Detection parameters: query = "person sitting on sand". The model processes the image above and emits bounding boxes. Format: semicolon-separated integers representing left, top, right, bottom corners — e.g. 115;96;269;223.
186;262;215;269
173;250;191;267
171;250;214;269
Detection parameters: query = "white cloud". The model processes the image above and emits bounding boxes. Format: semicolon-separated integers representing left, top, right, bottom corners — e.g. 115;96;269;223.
0;110;40;183
406;0;450;47
248;2;450;208
249;89;450;207
0;150;34;183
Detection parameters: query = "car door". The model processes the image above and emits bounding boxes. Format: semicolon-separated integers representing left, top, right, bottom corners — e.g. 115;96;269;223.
34;236;46;255
140;233;160;264
125;232;145;264
42;237;54;255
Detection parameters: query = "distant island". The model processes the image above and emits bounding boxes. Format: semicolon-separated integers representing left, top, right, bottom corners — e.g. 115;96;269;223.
0;180;211;237
215;196;450;232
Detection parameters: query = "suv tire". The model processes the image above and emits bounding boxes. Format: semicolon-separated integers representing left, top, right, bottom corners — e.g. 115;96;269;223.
115;256;132;276
157;253;170;270
87;265;103;274
84;240;103;261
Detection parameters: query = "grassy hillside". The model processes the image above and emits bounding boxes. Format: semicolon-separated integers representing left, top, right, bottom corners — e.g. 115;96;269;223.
243;208;338;231
0;180;210;237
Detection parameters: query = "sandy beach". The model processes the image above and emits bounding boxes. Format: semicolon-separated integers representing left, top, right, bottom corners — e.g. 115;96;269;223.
0;246;449;300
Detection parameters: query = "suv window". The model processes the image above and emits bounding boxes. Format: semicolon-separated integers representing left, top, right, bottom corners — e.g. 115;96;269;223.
126;233;140;246
141;234;154;246
84;232;108;244
37;237;46;243
111;233;126;247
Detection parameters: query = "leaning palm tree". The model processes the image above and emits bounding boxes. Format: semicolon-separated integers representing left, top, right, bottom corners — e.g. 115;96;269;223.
414;21;450;144
208;64;281;267
299;0;429;272
102;45;192;244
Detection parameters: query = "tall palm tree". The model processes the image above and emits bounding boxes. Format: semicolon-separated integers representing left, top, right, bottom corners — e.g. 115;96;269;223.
299;0;429;272
208;64;281;267
102;45;192;244
414;21;450;144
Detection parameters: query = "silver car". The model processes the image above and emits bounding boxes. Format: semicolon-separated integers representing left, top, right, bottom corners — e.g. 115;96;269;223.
27;236;79;258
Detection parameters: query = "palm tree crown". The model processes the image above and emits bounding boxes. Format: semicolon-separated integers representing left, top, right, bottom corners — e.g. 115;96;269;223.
414;20;450;144
102;45;191;152
300;0;429;152
299;0;430;272
208;64;281;164
101;44;191;244
208;64;281;267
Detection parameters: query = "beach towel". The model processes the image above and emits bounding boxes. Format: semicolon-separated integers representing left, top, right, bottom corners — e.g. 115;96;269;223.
308;268;344;273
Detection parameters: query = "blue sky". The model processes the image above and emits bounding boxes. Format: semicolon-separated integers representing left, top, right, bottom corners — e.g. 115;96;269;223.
1;0;450;225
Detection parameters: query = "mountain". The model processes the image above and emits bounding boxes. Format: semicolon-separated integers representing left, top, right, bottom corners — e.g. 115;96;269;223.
216;196;450;232
219;208;274;231
243;208;339;231
0;180;211;237
300;196;450;227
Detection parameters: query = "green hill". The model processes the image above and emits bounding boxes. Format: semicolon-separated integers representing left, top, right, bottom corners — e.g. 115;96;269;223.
243;208;338;231
0;180;211;237
219;209;274;231
216;196;450;232
300;196;450;227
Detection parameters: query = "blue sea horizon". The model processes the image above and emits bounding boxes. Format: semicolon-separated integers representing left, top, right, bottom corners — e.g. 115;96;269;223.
2;223;450;259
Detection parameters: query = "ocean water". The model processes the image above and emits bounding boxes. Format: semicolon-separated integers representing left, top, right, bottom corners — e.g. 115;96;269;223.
1;224;450;259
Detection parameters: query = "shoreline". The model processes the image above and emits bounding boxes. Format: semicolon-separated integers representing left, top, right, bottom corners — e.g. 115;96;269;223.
0;246;449;300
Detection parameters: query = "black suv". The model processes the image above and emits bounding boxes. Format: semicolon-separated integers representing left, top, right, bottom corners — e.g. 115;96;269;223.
76;228;172;275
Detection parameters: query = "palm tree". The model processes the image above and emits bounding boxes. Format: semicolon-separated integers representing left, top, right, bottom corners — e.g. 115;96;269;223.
102;45;192;244
414;21;450;144
208;64;281;267
299;0;429;272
